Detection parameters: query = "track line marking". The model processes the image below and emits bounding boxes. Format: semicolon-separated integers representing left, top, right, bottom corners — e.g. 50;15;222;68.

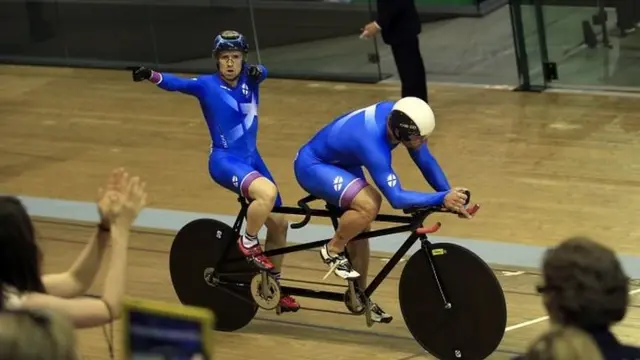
505;287;640;333
505;316;549;332
501;271;525;277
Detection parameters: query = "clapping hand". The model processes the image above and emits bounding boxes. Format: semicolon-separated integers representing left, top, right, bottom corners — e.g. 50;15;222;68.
97;168;148;230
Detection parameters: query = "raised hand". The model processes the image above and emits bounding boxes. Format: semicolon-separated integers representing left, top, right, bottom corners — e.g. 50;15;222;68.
96;168;148;230
97;168;127;228
132;66;152;82
246;65;262;81
116;174;147;227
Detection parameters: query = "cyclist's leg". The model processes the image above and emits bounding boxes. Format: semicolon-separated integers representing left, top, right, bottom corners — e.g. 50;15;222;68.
339;166;377;288
250;151;300;311
339;166;390;323
250;151;287;271
208;151;274;270
294;151;380;280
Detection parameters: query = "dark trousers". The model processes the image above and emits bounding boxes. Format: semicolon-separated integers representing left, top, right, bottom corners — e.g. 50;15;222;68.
389;36;428;103
616;0;639;30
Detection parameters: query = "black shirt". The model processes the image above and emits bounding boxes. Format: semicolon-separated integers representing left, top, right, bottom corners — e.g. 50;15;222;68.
591;328;640;360
375;0;421;44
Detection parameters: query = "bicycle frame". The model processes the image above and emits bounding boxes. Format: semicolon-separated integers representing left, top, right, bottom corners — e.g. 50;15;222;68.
222;196;436;303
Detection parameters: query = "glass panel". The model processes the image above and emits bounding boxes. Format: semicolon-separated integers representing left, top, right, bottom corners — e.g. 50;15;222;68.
541;1;640;90
250;0;383;83
150;0;256;73
517;0;547;87
0;0;68;64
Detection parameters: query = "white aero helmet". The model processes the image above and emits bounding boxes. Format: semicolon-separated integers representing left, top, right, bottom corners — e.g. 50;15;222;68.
388;97;435;141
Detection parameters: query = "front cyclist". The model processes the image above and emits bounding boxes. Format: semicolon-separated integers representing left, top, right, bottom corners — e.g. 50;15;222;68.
294;97;472;322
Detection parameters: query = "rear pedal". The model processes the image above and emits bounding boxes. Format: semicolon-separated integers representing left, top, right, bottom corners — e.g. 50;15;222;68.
276;305;300;315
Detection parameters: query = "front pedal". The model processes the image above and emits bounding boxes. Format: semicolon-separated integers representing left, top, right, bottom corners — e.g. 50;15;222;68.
363;298;373;328
344;281;366;315
344;281;386;328
370;305;393;326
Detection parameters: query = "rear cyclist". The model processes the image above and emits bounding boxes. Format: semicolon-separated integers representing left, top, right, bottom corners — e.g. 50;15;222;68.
294;97;472;322
131;30;299;312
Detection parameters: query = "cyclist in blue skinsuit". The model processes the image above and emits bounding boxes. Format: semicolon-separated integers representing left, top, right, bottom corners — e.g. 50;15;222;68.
131;30;299;312
294;97;472;323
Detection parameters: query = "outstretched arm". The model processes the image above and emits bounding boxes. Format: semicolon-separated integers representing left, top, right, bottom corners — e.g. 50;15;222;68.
407;143;451;192
358;144;448;209
149;71;204;96
132;66;204;96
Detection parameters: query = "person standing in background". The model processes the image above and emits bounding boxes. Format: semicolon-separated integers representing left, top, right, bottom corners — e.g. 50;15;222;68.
360;0;428;103
616;0;639;35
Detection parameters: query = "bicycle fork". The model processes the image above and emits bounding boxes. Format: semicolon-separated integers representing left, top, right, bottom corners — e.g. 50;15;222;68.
420;235;452;310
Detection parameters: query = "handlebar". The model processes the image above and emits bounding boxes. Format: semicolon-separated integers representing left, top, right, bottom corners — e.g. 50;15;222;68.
411;202;480;234
290;194;318;229
402;189;471;215
402;190;479;235
290;190;480;234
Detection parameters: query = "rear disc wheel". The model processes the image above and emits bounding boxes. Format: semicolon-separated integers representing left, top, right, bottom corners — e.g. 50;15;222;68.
169;218;258;332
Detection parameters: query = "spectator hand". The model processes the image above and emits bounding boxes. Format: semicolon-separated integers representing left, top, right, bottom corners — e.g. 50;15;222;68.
117;173;147;227
97;168;148;230
97;168;126;229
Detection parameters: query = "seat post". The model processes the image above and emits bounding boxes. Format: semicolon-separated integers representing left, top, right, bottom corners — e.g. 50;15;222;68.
233;196;250;233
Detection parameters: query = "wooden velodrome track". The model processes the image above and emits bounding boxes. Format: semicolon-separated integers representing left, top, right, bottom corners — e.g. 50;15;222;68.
2;65;640;359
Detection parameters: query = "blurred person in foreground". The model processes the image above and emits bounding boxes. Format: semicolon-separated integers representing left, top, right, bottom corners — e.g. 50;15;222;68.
523;326;603;360
0;308;78;360
514;236;640;359
0;168;147;328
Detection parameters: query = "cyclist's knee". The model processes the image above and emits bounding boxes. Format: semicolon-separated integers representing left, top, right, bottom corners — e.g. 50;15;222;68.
350;186;382;223
248;177;278;205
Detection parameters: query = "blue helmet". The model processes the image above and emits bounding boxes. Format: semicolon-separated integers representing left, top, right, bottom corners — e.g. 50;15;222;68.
213;30;249;57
